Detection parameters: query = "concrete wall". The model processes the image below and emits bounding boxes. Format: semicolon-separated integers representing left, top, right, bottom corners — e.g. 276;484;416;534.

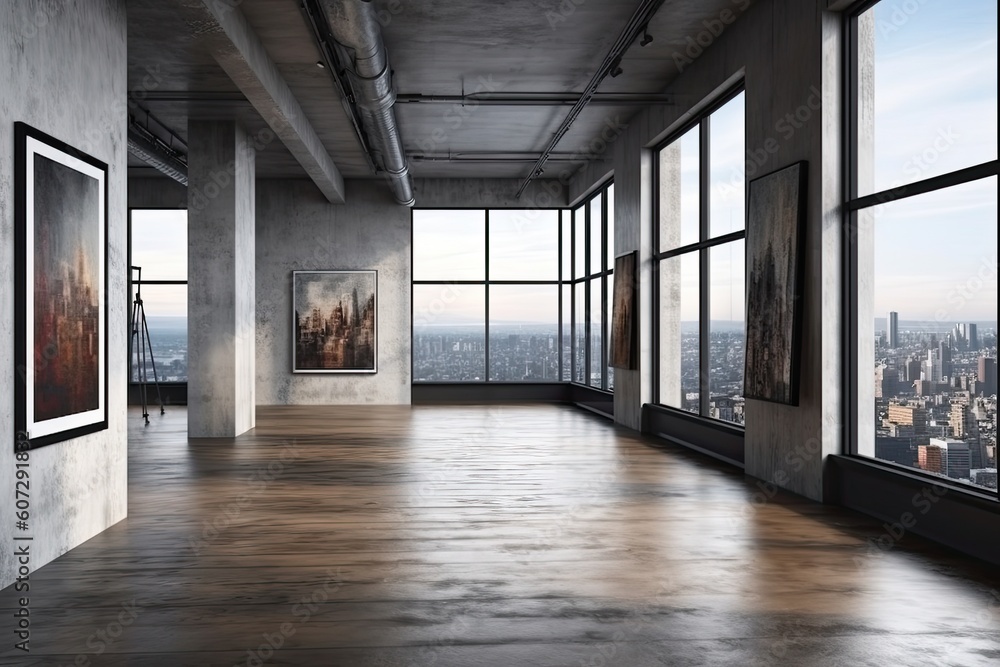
255;180;411;404
0;0;128;588
128;177;187;209
571;0;843;501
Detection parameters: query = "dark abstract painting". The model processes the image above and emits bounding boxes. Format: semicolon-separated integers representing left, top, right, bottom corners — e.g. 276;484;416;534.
744;161;807;406
610;251;637;370
293;271;377;373
15;122;108;450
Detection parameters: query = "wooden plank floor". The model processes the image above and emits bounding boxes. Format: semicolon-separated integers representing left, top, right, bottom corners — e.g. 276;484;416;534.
3;404;1000;666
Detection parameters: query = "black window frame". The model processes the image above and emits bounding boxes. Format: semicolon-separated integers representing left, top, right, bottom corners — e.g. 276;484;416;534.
410;206;579;385
844;0;999;500
652;83;747;427
126;207;189;387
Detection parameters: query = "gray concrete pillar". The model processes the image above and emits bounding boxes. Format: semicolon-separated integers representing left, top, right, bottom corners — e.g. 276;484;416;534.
187;120;256;437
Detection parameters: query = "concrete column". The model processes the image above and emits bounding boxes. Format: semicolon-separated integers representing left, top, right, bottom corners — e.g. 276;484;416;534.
612;131;654;429
187;120;256;437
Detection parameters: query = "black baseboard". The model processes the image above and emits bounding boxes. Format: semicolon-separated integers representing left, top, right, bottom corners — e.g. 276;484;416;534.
127;382;187;406
641;403;745;467
412;382;615;418
827;455;1000;566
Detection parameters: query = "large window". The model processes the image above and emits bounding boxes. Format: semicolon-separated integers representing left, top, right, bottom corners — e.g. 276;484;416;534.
848;0;998;495
412;209;564;383
565;181;615;391
654;90;746;425
128;209;188;383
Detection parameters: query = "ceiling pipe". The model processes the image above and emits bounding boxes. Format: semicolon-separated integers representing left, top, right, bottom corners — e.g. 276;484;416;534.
516;0;668;198
396;92;675;106
127;120;188;186
322;0;414;207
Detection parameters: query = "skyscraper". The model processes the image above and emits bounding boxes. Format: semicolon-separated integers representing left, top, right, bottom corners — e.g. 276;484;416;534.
938;340;952;379
967;322;979;351
979;357;997;396
887;311;899;349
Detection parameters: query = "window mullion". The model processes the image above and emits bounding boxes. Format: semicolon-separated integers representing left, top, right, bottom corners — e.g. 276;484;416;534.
699;117;712;417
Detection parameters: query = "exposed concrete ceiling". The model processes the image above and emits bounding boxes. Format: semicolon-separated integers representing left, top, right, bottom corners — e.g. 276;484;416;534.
127;0;756;184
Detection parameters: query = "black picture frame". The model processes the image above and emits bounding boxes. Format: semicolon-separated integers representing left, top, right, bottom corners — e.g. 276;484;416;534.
610;250;638;370
744;160;808;406
14;122;110;451
292;270;378;373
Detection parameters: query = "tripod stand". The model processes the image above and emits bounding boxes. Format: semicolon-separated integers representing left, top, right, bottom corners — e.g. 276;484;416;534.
129;266;165;425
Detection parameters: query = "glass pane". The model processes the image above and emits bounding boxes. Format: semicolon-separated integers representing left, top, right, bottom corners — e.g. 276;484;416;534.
130;209;187;280
658;126;700;251
659;254;699;413
562;284;572;381
129;284;187;382
710;91;746;237
589;192;603;277
606;184;615;271
574;206;586;279
589;277;602;388
855;0;997;197
562;211;572;281
868;177;997;491
488;285;559;381
413;210;486;281
574;281;586;383
489;210;558;281
709;240;746;425
412;284;486;381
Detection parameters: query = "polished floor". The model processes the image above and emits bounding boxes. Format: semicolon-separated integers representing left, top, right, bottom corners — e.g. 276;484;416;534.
3;404;1000;666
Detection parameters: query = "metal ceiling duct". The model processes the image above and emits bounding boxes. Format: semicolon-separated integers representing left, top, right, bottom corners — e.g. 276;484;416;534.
322;0;414;206
127;125;188;186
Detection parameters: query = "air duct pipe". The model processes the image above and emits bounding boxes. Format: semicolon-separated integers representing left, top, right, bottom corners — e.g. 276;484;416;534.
127;126;188;186
323;0;414;206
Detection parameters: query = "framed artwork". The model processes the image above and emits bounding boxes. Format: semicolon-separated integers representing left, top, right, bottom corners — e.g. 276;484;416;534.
744;160;808;406
14;122;109;450
293;270;377;373
610;251;637;370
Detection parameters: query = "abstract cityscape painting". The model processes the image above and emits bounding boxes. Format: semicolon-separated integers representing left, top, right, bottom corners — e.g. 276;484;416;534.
14;122;108;450
610;251;637;369
293;270;377;373
744;161;807;406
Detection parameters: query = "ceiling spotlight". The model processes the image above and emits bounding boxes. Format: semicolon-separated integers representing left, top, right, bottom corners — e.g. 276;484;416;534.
640;28;653;46
610;57;624;78
315;60;326;68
